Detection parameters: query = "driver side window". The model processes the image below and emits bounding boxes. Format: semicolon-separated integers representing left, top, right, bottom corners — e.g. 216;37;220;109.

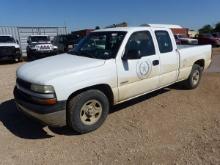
126;31;156;57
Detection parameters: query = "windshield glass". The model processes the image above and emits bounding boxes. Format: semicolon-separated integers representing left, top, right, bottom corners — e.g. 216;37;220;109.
68;31;127;59
0;36;15;43
30;36;50;42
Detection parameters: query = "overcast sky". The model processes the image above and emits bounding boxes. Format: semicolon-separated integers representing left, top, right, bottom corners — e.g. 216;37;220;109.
0;0;219;31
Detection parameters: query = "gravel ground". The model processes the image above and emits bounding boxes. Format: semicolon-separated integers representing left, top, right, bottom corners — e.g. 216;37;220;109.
0;49;220;165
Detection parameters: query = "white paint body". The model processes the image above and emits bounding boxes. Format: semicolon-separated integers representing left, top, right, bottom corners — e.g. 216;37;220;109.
0;35;20;48
0;43;20;48
16;27;212;104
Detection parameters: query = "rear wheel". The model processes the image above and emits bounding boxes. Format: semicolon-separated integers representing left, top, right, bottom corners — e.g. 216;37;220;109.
67;90;109;134
183;64;202;89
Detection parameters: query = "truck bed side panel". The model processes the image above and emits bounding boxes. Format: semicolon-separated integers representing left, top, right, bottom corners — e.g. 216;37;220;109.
177;45;212;81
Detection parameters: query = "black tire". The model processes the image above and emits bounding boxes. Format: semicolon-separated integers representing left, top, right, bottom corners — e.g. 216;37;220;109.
15;56;23;63
53;51;58;55
183;64;202;89
67;90;109;134
27;52;33;61
19;56;23;62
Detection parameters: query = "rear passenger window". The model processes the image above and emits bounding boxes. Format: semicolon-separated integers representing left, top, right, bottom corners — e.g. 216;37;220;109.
155;31;173;53
126;31;155;57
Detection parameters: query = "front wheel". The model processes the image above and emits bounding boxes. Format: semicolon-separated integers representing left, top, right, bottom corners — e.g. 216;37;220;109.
27;52;33;61
67;90;109;134
183;64;202;89
15;56;23;63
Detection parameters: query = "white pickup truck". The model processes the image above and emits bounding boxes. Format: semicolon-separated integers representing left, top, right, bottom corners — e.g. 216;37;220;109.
0;35;22;62
14;26;212;133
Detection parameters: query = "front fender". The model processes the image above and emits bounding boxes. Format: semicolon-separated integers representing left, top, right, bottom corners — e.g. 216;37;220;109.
47;60;118;102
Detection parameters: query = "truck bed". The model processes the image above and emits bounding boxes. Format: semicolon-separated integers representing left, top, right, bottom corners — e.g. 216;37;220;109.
177;44;207;49
177;44;212;81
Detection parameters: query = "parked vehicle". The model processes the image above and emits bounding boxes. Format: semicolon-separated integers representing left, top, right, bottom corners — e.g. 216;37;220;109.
0;35;22;62
174;37;181;45
174;34;198;45
26;35;58;60
212;32;220;39
14;26;212;133
196;33;220;47
53;34;83;53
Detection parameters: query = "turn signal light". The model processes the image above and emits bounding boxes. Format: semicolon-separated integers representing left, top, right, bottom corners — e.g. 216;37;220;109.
32;98;57;105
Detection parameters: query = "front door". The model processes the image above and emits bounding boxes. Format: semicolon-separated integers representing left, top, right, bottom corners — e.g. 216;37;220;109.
116;31;160;101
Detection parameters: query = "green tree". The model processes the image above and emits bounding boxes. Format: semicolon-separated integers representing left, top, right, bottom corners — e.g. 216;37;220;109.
199;25;213;34
214;22;220;32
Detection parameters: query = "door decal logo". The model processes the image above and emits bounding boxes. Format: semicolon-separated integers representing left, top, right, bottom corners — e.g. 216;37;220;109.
136;60;152;79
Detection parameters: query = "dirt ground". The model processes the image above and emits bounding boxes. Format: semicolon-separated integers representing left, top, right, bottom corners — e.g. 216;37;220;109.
0;49;220;165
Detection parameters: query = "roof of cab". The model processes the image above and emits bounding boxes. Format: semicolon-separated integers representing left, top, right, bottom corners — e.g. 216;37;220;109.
94;27;150;33
147;24;182;28
94;24;178;32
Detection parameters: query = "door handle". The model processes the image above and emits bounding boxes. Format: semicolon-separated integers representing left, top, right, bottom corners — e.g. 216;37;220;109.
152;60;159;66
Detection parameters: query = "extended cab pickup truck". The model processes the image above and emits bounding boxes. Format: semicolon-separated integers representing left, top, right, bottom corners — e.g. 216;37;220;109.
14;27;212;133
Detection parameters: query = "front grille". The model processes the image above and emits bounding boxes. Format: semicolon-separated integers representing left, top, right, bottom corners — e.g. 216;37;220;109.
14;86;32;103
16;78;31;90
0;46;15;56
40;45;50;50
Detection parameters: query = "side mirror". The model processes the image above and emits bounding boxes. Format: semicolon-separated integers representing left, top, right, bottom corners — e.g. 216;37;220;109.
27;40;30;44
122;49;141;60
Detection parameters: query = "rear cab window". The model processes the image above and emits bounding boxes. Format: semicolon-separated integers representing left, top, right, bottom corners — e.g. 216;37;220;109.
155;31;173;53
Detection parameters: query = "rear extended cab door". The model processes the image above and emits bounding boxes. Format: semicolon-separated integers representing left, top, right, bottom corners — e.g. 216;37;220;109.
116;29;160;102
152;28;180;87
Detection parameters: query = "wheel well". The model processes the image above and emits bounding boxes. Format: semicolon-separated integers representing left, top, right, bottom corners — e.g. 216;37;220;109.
194;59;205;69
67;84;114;106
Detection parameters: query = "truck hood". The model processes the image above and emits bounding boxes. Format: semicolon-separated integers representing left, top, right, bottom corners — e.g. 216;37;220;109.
17;53;106;84
0;43;20;48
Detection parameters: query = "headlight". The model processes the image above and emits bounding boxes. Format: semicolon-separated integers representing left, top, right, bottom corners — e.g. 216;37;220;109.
31;84;55;94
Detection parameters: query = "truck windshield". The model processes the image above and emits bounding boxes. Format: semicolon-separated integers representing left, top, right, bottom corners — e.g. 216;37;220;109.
0;36;16;43
30;36;50;42
68;31;127;59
